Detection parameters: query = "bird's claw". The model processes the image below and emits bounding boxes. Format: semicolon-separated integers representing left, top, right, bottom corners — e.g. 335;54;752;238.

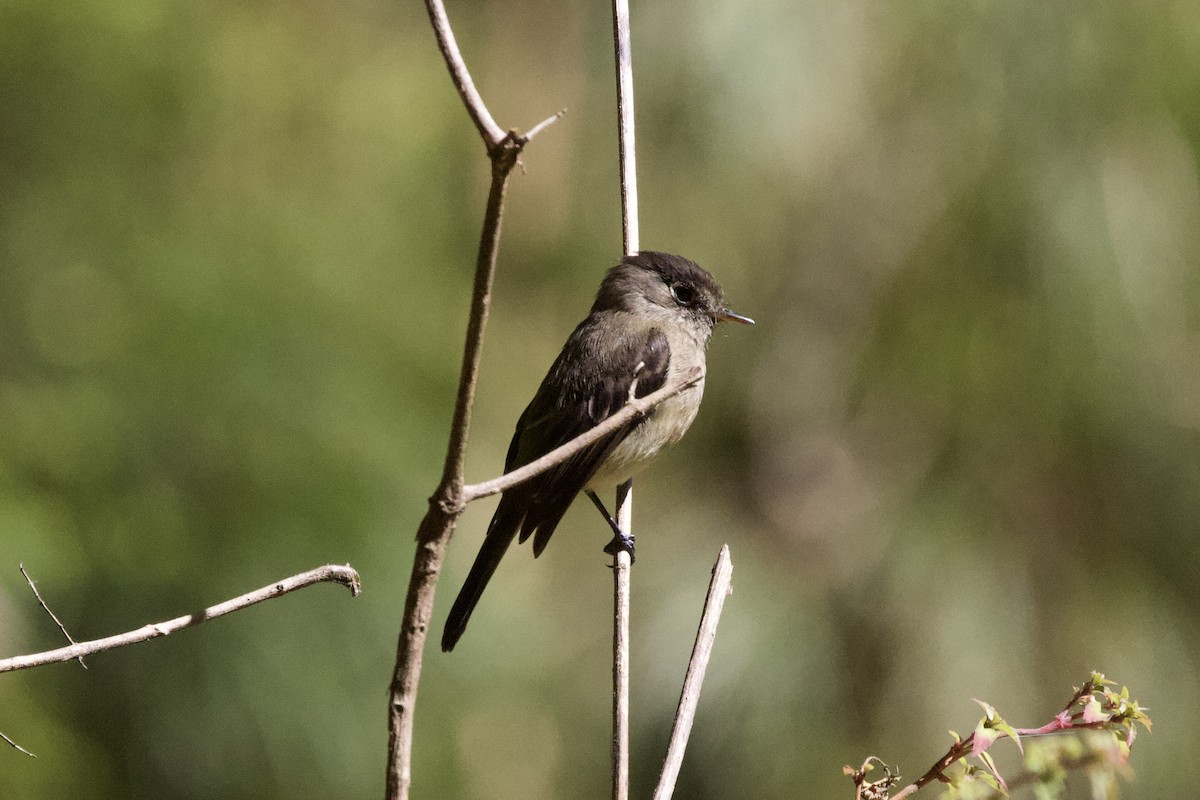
603;531;636;563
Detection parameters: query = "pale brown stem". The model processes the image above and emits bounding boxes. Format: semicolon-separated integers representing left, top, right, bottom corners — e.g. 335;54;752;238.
386;145;519;800
609;0;639;796
611;0;639;257
611;480;633;800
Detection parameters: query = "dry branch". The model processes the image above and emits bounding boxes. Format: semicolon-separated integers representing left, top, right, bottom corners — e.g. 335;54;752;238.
653;546;734;800
0;564;361;674
609;0;639;796
20;564;85;668
385;3;562;798
611;482;633;800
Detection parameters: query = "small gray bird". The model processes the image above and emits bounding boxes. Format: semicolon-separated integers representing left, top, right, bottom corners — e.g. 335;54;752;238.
441;251;752;651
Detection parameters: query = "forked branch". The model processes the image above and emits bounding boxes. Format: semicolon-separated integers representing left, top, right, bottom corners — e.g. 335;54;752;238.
385;3;563;799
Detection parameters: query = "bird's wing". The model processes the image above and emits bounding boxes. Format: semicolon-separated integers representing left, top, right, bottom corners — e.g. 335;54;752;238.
440;319;668;652
513;320;670;556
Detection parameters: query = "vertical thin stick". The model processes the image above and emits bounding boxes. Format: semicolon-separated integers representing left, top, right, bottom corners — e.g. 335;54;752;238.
612;0;639;256
610;0;638;798
612;479;634;800
652;546;734;800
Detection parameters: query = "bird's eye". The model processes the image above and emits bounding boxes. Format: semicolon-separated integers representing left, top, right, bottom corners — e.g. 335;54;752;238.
671;284;695;306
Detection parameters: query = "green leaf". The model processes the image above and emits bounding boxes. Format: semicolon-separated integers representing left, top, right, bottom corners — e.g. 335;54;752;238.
976;750;1008;796
995;721;1023;754
974;699;999;722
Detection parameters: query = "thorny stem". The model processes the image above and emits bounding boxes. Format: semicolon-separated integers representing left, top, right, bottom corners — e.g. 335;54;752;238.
20;563;85;668
887;679;1138;799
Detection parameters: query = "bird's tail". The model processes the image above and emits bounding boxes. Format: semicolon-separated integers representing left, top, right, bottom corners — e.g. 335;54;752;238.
441;497;525;652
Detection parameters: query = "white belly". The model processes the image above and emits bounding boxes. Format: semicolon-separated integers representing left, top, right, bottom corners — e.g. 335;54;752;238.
584;379;704;491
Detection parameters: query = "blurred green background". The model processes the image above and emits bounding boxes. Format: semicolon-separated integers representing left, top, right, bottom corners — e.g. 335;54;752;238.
2;0;1197;797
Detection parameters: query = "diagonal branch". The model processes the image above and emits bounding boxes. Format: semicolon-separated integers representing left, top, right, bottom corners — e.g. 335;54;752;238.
652;546;734;800
0;565;361;674
461;368;704;503
1;730;36;758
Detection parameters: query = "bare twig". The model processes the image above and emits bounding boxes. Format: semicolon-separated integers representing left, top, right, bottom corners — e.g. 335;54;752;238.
1;730;36;758
609;0;639;796
19;564;85;669
652;546;734;800
525;109;567;143
0;565;360;674
462;369;704;503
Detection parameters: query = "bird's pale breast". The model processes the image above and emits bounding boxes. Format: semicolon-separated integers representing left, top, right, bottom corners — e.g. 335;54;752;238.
583;334;706;493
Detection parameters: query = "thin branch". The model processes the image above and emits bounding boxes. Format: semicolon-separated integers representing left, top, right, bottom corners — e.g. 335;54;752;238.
1;730;36;758
0;565;361;674
19;564;85;669
422;0;505;147
652;546;734;800
462;368;704;503
611;481;633;800
609;0;638;796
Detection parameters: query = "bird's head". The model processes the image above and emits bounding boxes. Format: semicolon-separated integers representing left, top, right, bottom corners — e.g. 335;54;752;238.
592;251;754;334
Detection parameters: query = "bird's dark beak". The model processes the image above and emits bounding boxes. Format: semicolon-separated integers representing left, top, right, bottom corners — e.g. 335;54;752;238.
715;308;754;325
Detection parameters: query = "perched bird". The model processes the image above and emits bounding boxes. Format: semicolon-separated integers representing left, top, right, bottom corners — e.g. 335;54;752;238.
441;251;752;651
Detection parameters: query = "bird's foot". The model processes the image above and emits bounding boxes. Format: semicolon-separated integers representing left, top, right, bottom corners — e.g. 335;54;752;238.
587;490;636;563
603;531;636;563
